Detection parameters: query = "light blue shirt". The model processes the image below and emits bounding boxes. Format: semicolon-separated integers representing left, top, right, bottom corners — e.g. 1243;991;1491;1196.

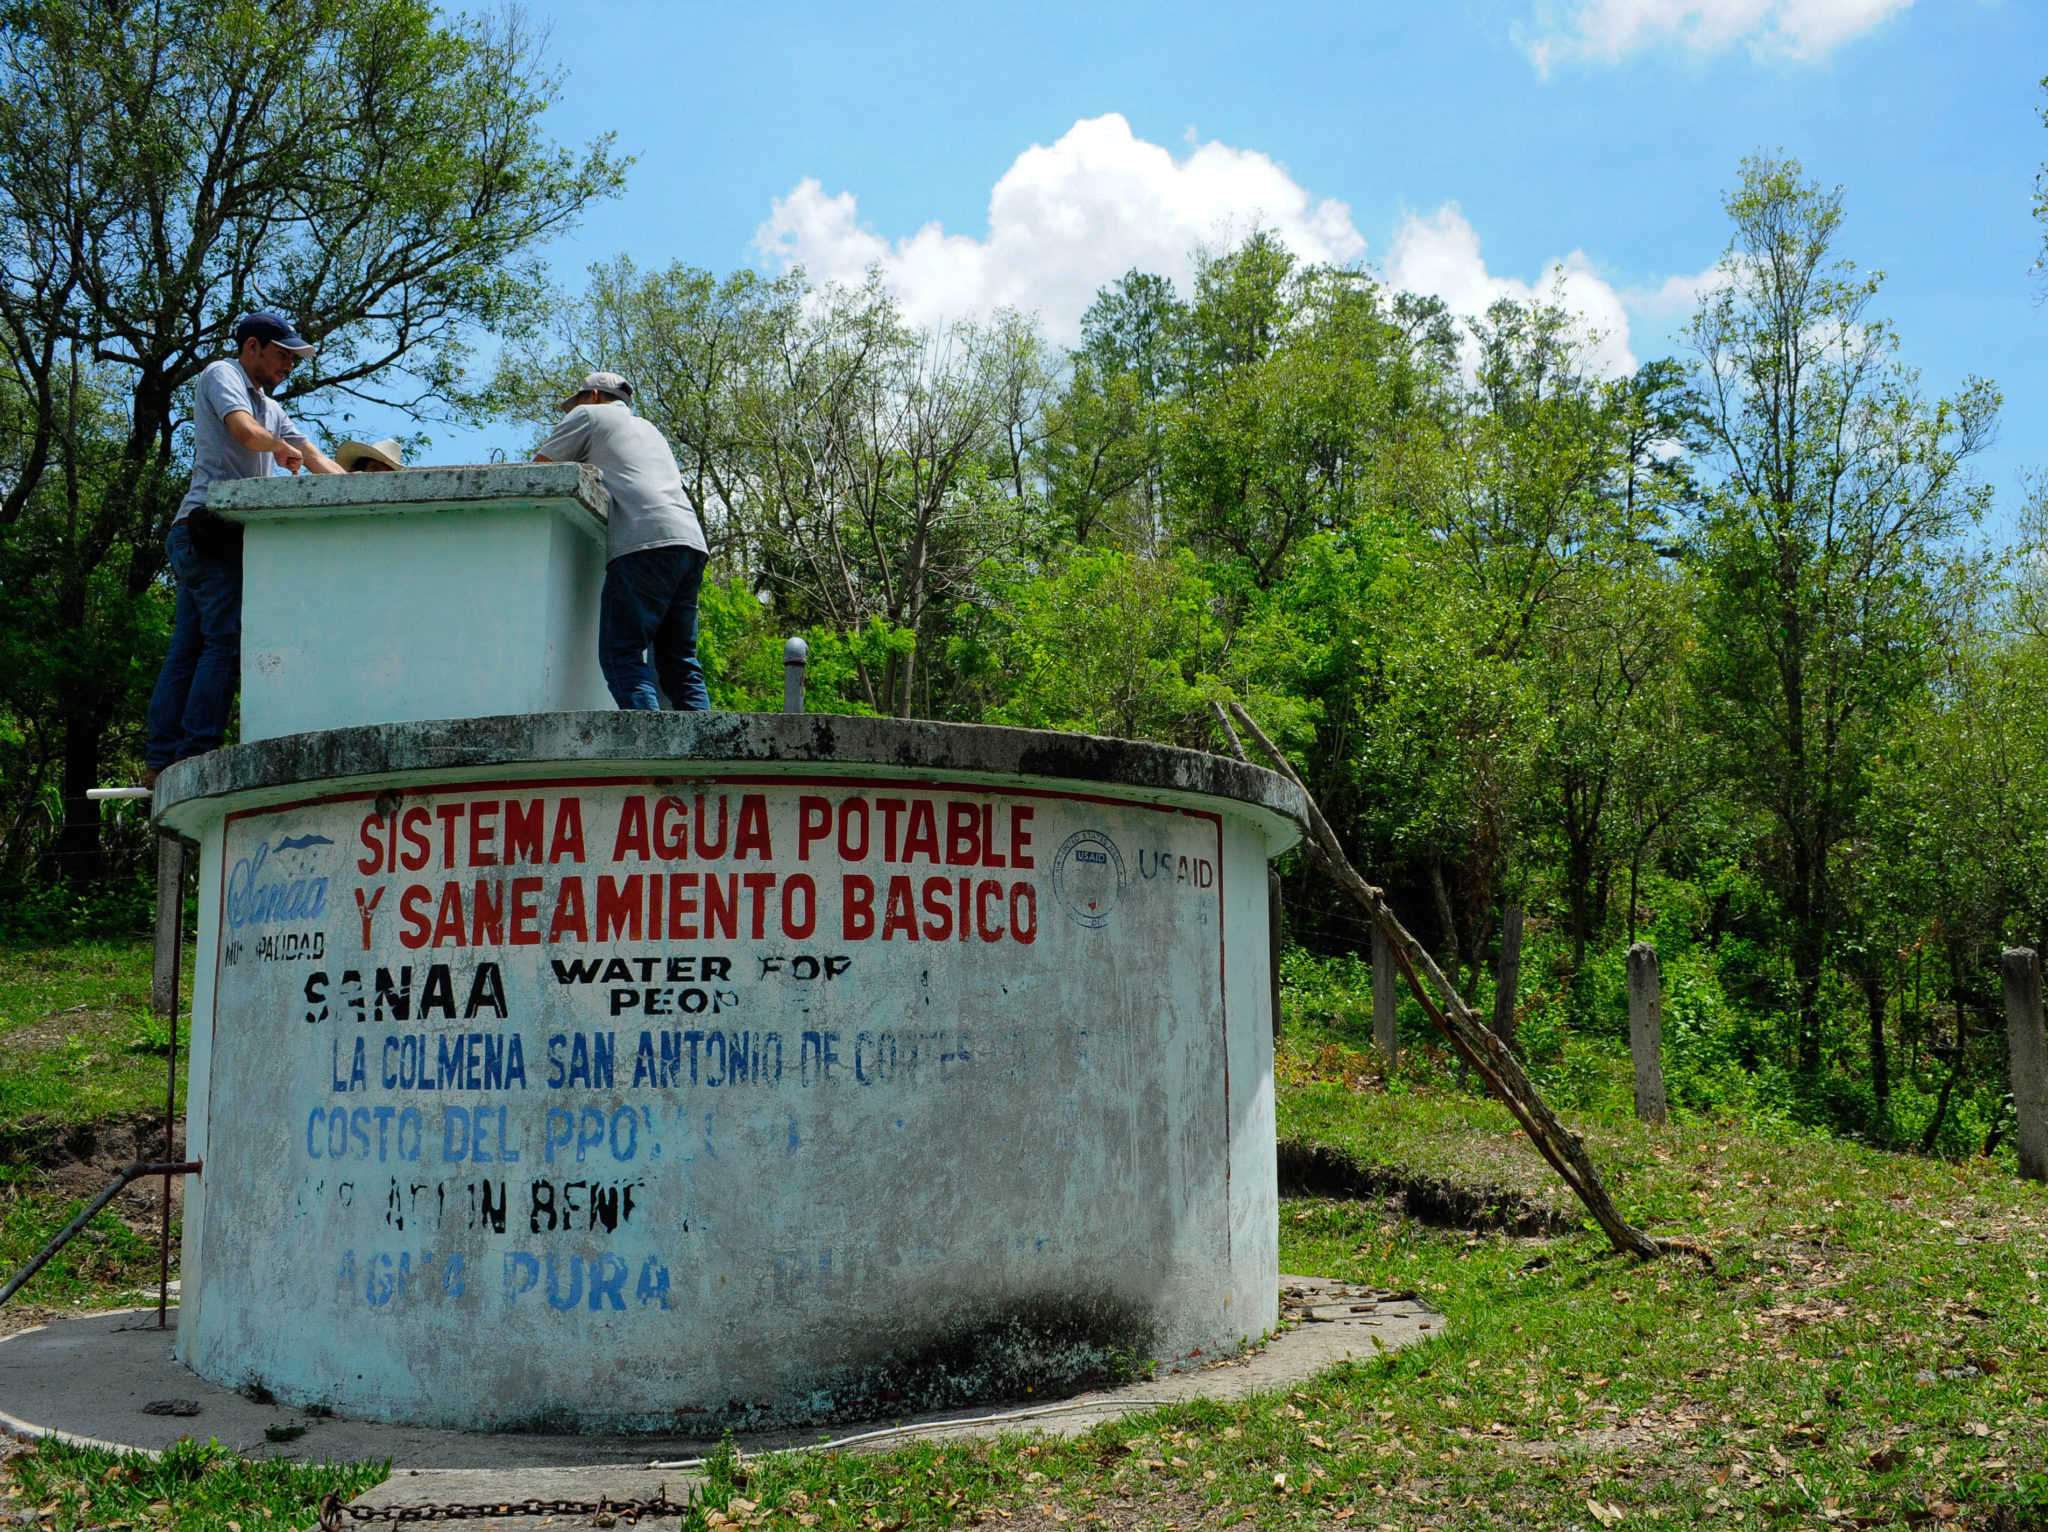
535;401;707;562
177;358;312;523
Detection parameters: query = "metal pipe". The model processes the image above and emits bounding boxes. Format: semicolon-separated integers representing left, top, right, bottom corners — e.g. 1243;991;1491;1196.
0;1161;201;1308
782;636;809;715
152;834;189;1327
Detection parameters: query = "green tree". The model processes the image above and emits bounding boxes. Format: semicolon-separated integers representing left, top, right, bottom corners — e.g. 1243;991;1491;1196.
1686;153;1996;1072
491;257;806;564
1164;238;1449;591
1036;270;1185;549
982;548;1226;744
0;0;624;878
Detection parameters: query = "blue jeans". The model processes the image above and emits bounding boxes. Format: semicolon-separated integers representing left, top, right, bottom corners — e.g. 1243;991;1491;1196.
599;545;710;711
145;520;243;770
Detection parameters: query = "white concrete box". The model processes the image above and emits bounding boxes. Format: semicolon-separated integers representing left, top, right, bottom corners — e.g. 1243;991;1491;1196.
210;465;612;742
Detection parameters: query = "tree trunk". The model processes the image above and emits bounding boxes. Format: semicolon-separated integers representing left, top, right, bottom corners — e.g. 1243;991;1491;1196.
1864;973;1889;1106
55;698;107;882
1424;851;1463;998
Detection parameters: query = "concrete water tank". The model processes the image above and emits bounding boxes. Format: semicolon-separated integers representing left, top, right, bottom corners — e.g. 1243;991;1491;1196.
153;470;1306;1432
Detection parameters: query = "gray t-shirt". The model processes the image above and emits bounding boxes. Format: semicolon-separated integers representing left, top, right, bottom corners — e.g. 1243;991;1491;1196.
535;401;707;562
177;358;313;522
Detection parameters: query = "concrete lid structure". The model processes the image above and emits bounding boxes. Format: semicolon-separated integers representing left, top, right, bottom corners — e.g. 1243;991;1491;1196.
152;711;1310;854
209;461;610;544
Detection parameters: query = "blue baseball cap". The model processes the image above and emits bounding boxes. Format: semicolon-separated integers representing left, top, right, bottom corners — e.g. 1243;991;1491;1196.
234;308;315;358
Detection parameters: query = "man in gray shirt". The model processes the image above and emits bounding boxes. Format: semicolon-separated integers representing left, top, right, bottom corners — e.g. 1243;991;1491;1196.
534;372;711;710
144;310;344;781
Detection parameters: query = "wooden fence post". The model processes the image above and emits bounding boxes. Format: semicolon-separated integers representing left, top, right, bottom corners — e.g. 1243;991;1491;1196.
151;833;185;1019
1627;942;1668;1124
1492;906;1525;1046
2001;948;2048;1183
1372;924;1399;1072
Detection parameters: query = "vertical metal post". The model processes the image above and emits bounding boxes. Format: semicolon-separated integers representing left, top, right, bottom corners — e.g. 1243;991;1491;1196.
1267;868;1284;1044
2001;948;2048;1182
1627;942;1668;1125
1372;925;1399;1073
783;637;809;715
152;832;186;1328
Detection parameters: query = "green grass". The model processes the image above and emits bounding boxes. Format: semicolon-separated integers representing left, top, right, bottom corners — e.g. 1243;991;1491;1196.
0;938;193;1130
0;939;194;1321
0;1178;168;1307
648;1107;2048;1530
6;944;2048;1529
2;1438;385;1532
662;1030;2048;1528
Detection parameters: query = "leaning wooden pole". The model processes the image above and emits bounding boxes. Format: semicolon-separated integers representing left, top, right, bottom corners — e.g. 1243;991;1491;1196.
1227;701;1692;1263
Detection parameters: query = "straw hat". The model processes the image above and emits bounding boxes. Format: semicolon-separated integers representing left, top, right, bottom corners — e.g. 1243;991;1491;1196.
335;438;405;472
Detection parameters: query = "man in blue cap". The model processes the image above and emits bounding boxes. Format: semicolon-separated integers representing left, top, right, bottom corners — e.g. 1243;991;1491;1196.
143;310;344;783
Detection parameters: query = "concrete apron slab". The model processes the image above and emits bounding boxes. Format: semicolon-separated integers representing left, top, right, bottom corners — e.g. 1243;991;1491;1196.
0;1278;1437;1515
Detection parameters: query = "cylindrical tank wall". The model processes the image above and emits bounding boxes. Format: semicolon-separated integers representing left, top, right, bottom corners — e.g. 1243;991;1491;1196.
168;747;1290;1431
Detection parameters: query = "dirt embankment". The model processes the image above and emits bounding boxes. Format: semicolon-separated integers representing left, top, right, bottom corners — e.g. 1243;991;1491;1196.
0;1113;186;1336
1277;1138;1574;1236
2;1111;187;1223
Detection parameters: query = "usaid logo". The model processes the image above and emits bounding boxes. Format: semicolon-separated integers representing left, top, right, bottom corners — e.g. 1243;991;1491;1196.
1051;829;1124;929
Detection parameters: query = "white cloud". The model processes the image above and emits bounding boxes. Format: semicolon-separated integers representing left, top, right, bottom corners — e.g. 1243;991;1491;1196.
756;113;1365;344
1525;0;1911;69
1386;204;1689;377
758;116;1715;378
1622;267;1732;320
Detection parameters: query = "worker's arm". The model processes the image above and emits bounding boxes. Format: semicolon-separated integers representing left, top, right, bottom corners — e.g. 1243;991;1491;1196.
223;411;344;475
532;453;553;463
223;409;306;473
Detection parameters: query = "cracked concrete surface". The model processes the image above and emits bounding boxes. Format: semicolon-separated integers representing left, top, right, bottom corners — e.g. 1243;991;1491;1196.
0;1277;1438;1517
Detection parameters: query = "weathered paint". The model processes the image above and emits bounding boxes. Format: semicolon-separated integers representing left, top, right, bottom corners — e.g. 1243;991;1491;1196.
209;465;611;742
157;720;1302;1431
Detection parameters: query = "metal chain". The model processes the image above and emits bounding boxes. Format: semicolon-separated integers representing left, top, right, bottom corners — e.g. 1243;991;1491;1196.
318;1488;698;1529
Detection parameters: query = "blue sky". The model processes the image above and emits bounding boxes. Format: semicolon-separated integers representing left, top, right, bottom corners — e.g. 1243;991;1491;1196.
418;0;2048;515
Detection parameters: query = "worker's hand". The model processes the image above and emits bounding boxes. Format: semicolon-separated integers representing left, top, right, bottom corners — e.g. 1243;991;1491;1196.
275;442;305;473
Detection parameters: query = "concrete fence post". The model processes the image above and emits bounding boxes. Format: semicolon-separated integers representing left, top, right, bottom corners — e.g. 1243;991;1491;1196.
2001;947;2048;1182
1372;924;1399;1072
1492;905;1525;1046
1627;942;1668;1125
782;636;809;714
150;832;185;1020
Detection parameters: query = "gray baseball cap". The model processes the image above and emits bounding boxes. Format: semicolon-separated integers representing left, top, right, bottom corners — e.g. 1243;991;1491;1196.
560;371;633;413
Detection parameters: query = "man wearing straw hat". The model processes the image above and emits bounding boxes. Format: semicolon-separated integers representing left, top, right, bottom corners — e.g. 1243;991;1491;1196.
534;372;710;711
335;437;404;472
